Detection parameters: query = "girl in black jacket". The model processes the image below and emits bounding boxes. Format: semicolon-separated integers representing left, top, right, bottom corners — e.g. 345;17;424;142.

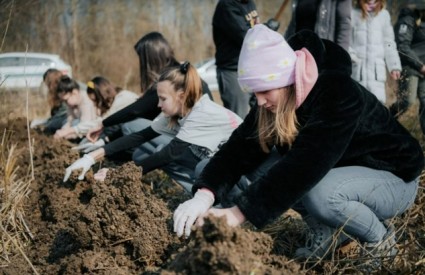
174;25;424;265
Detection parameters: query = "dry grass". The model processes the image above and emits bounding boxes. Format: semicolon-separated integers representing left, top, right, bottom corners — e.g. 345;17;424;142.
0;130;38;274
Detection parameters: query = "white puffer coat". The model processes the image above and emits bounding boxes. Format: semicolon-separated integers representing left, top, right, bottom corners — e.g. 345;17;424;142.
349;8;401;103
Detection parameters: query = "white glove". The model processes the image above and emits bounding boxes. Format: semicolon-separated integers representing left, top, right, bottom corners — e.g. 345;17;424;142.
30;118;48;128
173;189;214;238
72;139;105;153
63;154;96;182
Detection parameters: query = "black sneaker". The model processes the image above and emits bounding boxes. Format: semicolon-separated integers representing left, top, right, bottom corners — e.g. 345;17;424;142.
295;215;351;260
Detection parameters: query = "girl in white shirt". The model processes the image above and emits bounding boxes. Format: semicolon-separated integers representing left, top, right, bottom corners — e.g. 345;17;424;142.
63;62;242;193
54;76;99;140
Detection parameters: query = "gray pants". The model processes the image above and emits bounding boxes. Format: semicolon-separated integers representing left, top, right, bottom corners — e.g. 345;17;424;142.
295;166;418;242
217;68;251;119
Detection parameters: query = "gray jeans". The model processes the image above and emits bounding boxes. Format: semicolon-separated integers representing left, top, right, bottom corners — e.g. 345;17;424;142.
295;166;418;243
216;68;251;119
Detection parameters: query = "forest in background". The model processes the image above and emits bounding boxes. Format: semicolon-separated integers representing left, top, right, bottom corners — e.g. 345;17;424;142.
0;0;410;93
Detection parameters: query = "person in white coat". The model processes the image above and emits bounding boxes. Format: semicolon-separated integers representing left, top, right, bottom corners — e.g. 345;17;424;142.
349;0;401;104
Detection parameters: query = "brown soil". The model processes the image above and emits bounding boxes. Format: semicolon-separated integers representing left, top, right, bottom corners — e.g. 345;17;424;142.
1;117;424;274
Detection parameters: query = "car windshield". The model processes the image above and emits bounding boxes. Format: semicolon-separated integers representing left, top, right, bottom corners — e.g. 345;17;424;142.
0;57;54;67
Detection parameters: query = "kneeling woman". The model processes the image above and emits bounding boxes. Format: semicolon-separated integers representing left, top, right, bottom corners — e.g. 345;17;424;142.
63;62;242;192
174;25;424;263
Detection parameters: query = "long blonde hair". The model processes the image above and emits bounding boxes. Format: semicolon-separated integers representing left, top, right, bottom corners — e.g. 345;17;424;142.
257;85;298;152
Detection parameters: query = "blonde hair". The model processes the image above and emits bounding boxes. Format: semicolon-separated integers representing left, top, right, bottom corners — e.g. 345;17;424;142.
358;0;385;19
257;85;298;152
158;62;202;126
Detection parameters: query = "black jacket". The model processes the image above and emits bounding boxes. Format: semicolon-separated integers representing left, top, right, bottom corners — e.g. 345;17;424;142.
102;80;212;128
194;30;424;229
213;0;258;70
395;8;425;76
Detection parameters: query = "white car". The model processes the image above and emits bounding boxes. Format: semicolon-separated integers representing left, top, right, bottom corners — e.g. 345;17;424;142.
196;58;218;92
0;52;72;90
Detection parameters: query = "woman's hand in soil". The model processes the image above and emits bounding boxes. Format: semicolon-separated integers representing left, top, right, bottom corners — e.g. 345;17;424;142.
63;154;96;182
173;189;215;238
197;206;246;228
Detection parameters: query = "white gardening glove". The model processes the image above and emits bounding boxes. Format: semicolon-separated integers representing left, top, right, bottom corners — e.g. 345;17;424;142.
173;189;215;238
30;118;48;128
63;154;96;182
72;139;105;153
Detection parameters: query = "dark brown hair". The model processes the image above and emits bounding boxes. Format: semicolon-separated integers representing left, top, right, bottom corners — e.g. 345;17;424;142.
134;32;180;93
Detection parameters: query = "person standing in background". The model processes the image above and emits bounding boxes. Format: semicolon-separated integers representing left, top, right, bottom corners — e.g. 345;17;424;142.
284;0;352;51
213;0;259;118
389;1;425;135
349;0;401;104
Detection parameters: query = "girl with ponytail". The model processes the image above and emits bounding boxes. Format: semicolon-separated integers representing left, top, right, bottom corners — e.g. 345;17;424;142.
63;62;242;193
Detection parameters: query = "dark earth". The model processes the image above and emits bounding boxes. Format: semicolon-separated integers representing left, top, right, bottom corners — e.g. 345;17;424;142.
1;117;424;274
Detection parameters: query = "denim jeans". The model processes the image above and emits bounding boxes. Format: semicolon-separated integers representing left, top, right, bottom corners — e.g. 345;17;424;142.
296;166;419;243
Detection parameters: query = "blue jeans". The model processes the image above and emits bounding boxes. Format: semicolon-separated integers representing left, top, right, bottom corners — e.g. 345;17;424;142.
296;166;418;243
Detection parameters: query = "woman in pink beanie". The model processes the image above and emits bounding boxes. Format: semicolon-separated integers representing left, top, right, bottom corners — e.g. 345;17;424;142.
173;25;423;269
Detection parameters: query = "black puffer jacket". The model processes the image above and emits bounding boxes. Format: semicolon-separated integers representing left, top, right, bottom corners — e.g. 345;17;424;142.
194;30;424;229
395;8;425;76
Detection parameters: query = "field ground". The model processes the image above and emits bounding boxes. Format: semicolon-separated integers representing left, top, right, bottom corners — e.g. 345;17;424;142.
0;88;424;274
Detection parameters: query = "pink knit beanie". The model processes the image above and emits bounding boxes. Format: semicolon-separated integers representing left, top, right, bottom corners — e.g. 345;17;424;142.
238;24;318;108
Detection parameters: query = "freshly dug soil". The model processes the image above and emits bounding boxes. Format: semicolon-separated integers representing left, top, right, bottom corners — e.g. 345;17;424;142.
1;117;424;274
0;118;302;274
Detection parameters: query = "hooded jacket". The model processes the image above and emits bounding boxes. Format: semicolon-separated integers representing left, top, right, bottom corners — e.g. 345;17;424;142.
349;7;401;103
193;30;424;229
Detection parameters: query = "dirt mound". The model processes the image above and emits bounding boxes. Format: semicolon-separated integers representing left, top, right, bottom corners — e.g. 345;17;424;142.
1;117;425;274
1;118;187;274
1;118;303;274
163;216;303;274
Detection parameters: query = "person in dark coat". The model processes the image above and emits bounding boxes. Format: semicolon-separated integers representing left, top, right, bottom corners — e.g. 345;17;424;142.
389;1;425;135
173;25;424;265
285;0;352;51
213;0;260;118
